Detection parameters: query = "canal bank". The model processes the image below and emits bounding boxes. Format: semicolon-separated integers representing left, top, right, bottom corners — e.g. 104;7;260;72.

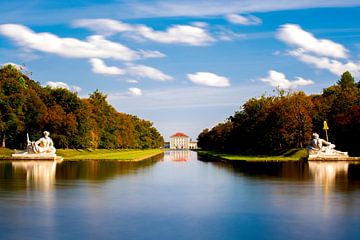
196;148;308;162
0;148;164;161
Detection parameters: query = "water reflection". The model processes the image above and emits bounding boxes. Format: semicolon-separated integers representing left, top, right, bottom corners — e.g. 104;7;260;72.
0;153;360;239
163;150;191;162
205;158;360;192
309;162;349;188
308;162;351;215
55;154;162;181
11;161;57;190
0;154;163;191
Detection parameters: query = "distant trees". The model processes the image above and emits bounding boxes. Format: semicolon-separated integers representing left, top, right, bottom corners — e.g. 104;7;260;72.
0;64;163;149
198;71;360;155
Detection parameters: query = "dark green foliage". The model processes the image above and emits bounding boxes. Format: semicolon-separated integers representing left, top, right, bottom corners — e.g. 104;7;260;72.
0;64;163;149
198;71;360;155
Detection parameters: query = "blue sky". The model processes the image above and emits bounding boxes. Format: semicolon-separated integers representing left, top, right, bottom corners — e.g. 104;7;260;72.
1;0;360;141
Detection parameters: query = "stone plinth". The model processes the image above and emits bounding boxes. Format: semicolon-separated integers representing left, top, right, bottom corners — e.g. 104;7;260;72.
308;154;360;161
11;152;63;161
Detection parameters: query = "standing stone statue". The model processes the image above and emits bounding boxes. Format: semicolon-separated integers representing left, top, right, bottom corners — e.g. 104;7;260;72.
27;131;56;154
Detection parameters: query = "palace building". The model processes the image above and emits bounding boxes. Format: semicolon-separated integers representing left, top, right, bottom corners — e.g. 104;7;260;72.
169;132;197;149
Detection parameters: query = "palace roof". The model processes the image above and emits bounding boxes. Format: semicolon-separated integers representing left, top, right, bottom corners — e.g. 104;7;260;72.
170;132;189;138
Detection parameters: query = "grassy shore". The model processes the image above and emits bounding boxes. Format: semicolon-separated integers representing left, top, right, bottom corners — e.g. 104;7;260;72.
197;148;308;162
0;148;163;161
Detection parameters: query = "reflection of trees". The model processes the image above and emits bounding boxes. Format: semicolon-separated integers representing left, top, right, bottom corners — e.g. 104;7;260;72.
0;154;163;190
204;158;360;192
208;161;312;181
55;154;163;181
163;151;190;162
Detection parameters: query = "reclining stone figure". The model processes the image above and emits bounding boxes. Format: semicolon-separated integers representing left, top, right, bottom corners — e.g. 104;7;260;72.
27;131;56;154
307;133;348;157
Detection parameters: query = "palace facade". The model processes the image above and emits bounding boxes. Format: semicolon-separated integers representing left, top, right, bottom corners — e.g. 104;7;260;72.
169;132;197;149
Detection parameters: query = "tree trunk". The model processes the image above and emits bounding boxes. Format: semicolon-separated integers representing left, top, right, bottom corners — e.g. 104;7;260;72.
1;135;5;148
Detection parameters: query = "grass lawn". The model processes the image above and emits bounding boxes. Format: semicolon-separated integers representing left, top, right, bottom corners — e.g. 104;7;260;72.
0;147;14;158
197;148;308;162
0;148;163;161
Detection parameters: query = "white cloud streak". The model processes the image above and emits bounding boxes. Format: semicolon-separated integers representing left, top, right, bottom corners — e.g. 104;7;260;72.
89;58;125;75
288;49;360;76
72;18;133;36
126;1;360;18
0;24;164;61
2;1;360;25
137;49;166;58
277;24;360;76
127;64;173;81
226;14;262;25
277;24;348;59
187;72;230;87
128;87;142;96
260;70;314;89
73;18;215;46
89;58;173;81
127;79;139;83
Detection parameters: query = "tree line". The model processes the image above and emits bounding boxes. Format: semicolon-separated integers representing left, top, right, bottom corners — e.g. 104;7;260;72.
198;72;360;155
0;64;164;149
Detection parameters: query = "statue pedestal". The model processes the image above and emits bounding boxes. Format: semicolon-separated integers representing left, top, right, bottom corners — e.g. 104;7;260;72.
11;152;63;161
308;152;360;161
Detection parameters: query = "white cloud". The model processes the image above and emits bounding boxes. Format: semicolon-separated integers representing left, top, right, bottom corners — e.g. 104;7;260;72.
137;49;166;58
89;58;125;75
276;24;360;76
125;1;360;19
277;24;348;59
73;19;215;46
288;49;360;76
191;22;208;28
0;24;141;61
88;59;173;81
72;18;133;36
3;1;360;25
216;28;247;41
127;79;139;83
260;70;314;89
187;72;230;87
46;81;81;92
137;24;214;45
226;14;262;25
128;87;142;96
127;64;173;81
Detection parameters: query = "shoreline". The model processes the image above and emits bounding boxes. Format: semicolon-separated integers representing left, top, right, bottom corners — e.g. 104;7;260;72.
196;149;308;162
0;148;164;161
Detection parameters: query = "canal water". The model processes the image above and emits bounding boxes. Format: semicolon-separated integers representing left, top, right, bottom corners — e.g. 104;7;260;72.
0;150;360;240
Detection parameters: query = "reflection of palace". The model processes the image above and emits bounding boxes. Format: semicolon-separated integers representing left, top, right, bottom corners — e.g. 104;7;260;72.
12;161;57;190
164;151;191;162
169;132;197;149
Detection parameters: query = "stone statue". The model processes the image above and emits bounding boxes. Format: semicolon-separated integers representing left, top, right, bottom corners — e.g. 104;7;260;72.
27;131;56;154
307;133;348;157
12;131;62;161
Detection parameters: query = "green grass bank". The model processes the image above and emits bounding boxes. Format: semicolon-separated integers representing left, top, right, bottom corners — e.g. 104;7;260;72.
197;148;308;162
0;148;163;161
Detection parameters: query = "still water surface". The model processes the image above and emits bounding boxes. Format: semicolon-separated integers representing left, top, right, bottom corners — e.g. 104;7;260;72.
0;150;360;240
